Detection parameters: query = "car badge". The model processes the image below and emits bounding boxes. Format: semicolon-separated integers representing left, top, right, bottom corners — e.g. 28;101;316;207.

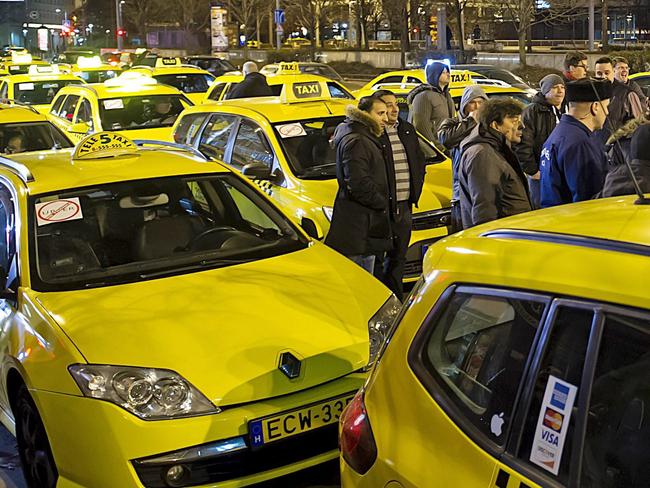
279;352;301;379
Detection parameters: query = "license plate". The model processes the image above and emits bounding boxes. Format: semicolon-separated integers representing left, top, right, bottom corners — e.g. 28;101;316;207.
248;393;355;448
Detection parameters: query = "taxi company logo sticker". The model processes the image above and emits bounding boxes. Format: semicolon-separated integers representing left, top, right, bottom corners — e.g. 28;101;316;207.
276;123;307;138
530;375;578;475
36;198;83;226
73;132;136;159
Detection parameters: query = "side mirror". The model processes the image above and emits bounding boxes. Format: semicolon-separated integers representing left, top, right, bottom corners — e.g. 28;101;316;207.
242;162;272;180
68;122;91;134
300;217;323;240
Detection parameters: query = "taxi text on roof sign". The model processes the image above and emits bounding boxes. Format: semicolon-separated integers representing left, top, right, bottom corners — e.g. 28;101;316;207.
28;64;60;75
156;57;182;67
280;80;331;104
450;71;472;84
277;62;301;74
72;132;137;160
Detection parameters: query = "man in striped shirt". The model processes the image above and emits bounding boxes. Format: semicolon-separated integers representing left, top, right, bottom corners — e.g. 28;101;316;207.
374;90;426;297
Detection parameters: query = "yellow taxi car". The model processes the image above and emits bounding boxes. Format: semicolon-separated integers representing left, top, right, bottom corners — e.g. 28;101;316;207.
259;62;346;82
629;71;650;94
203;62;355;103
0;101;73;154
0;65;84;113
59;55;123;83
0;51;50;76
340;195;650;488
0;131;396;488
173;79;452;283
354;67;534;118
47;72;193;142
128;57;216;105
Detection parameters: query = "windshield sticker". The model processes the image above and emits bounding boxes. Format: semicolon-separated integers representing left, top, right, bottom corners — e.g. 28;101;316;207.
36;198;83;226
529;375;578;475
103;99;124;110
18;83;34;91
277;123;307;138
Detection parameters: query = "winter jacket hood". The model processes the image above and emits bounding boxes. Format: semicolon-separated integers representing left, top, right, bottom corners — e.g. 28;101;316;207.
334;105;383;144
607;113;650;145
425;61;450;88
459;85;487;116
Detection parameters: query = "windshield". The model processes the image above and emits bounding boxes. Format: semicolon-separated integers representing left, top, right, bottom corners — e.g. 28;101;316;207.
99;95;190;130
0;122;72;154
154;73;215;93
14;80;83;105
30;173;307;291
274;117;342;179
77;69;119;83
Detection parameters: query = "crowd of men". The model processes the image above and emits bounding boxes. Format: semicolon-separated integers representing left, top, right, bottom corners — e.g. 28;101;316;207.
326;53;650;295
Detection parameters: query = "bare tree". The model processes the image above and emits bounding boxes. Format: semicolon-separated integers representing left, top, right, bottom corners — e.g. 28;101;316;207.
382;0;410;67
122;0;166;39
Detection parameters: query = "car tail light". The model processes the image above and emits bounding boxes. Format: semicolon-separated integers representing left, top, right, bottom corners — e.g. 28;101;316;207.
340;390;377;474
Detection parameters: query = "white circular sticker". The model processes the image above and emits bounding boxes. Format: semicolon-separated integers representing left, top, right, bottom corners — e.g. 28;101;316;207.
277;123;306;138
36;199;82;226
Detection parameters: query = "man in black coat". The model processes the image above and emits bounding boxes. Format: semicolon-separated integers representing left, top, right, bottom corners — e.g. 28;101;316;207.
325;97;391;275
373;89;425;296
514;74;565;208
225;61;273;99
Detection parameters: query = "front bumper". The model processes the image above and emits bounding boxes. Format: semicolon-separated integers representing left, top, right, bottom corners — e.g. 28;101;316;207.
33;374;365;488
404;209;451;281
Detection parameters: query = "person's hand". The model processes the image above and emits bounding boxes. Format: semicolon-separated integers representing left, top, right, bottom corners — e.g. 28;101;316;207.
468;110;479;121
530;171;541;180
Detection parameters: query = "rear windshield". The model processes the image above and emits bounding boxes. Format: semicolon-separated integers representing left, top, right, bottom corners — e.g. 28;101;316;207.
154;73;215;93
29;173;306;291
76;69;119;83
14;80;83;105
0;122;72;154
98;94;191;130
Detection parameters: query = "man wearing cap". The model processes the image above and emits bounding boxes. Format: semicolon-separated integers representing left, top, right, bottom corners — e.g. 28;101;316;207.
438;85;488;229
540;78;613;207
407;61;455;142
514;74;565;208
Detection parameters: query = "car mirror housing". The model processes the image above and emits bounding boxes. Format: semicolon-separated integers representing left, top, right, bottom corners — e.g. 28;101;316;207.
242;162;272;180
68;122;91;134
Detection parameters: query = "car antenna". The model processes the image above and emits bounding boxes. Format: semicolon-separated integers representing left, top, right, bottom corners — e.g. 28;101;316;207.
569;38;650;205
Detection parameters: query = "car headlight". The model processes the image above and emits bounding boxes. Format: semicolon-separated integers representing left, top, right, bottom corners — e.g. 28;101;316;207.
322;205;333;222
68;364;218;420
367;295;402;367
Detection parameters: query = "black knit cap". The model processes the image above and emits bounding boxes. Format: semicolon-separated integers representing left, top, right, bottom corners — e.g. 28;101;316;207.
630;124;650;160
565;78;614;103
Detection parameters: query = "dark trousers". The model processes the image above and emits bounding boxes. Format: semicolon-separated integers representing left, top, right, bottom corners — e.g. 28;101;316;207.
381;201;412;298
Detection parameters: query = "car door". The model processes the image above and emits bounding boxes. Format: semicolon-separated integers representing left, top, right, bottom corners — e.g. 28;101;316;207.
49;94;80;135
68;97;95;140
0;81;8;100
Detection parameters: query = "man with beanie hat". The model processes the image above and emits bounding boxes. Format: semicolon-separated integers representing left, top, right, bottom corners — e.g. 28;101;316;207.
601;123;650;197
514;74;565;208
438;85;488;230
540;78;613;207
407;61;455;142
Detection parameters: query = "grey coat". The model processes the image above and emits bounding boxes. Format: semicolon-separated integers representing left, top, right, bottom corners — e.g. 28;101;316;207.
407;84;455;142
458;124;532;228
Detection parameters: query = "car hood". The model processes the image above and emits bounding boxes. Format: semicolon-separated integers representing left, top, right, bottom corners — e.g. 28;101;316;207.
112;127;174;142
34;244;389;407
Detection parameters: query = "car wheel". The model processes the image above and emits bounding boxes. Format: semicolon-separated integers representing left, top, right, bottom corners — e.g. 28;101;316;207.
14;383;58;488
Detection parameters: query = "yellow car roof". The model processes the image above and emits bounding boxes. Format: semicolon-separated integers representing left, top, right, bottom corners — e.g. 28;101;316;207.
58;79;185;100
6;137;228;195
130;65;213;77
213;72;331;85
356;83;526;99
630;72;650;78
0;103;49;124
360;68;480;90
2;72;84;83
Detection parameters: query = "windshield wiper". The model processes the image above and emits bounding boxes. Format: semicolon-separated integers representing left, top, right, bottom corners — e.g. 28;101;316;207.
138;257;255;279
300;163;337;177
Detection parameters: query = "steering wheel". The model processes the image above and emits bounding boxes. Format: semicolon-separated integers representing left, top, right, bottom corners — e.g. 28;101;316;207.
187;226;237;251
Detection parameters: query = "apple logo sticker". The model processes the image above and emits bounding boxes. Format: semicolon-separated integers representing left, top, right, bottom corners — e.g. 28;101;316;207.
491;412;505;437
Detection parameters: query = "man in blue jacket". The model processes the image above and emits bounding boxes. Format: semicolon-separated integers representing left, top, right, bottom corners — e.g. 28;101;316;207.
540;78;613;207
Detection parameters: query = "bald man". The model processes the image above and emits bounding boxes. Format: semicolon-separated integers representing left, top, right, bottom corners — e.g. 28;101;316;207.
225;61;273;99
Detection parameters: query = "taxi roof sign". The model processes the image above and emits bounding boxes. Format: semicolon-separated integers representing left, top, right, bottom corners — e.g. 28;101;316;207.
279;80;331;104
104;71;158;87
76;56;103;69
72;132;137;160
276;62;301;75
11;52;32;64
27;64;60;75
155;57;182;68
449;70;474;86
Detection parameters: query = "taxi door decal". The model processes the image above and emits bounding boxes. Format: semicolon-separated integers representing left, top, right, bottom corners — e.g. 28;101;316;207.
494;468;533;488
253;178;273;196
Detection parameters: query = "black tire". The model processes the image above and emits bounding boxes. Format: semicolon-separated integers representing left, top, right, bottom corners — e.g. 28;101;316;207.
13;383;58;488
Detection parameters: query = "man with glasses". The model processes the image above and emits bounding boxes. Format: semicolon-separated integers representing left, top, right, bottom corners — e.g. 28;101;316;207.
563;52;589;83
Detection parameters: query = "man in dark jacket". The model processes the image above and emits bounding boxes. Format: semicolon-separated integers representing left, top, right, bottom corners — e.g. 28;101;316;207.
373;89;425;295
614;57;647;106
438;85;487;230
514;74;564;208
407;61;455;142
540;78;613;207
458;99;531;228
325;96;391;274
225;61;273;99
601;123;650;197
562;51;589;83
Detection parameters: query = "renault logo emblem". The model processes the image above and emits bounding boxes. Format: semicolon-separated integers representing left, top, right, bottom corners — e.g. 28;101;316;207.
279;352;301;379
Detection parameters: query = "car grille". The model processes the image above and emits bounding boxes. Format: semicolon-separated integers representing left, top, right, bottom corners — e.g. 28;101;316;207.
133;424;338;488
411;208;452;231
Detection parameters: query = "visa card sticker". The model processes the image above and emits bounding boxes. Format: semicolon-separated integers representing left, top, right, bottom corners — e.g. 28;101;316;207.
529;375;578;475
277;123;307;138
103;99;124;110
36;197;83;226
18;83;34;91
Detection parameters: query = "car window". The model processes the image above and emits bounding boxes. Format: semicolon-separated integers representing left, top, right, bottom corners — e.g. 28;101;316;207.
14;80;83;105
74;98;94;130
50;94;66;116
518;306;593;484
0;184;17;289
207;82;228;101
98;95;189;130
30;174;306;292
374;75;403;87
582;311;650;488
76;69;119;83
326;82;354;99
0;82;7;99
273;117;341;179
198;113;237;160
0;122;73;154
418;290;545;445
231;119;274;171
154;74;215;94
419;136;446;165
406;76;422;84
58;95;80;122
173;113;209;145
